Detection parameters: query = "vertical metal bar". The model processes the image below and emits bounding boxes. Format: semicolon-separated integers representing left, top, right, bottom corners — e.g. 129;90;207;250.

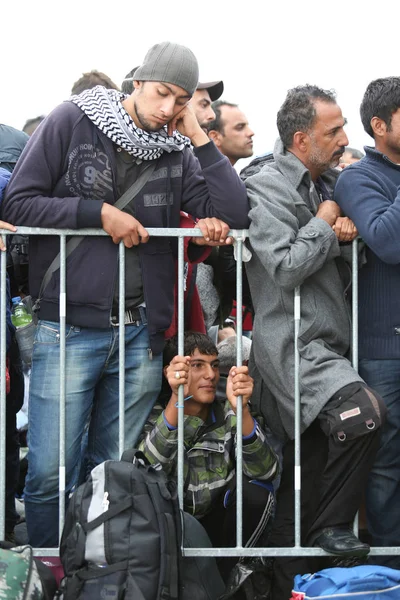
0;248;7;539
118;242;126;456
352;238;359;372
352;238;359;537
294;286;302;547
235;237;243;549
58;234;66;542
177;235;185;512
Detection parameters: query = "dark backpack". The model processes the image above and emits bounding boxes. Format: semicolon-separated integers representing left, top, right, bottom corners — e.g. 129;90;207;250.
58;449;182;600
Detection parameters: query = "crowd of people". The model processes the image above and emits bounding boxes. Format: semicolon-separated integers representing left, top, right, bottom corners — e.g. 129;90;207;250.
1;40;400;599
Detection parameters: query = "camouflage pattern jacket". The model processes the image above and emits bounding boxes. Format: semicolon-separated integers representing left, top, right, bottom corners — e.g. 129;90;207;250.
139;400;278;519
0;545;44;599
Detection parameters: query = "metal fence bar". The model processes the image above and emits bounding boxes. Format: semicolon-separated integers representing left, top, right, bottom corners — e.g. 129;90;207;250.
118;243;126;456
177;236;185;513
0;247;7;540
352;238;359;371
294;286;302;548
0;227;242;238
33;544;400;559
58;235;67;542
164;545;400;557
352;238;360;537
235;236;243;549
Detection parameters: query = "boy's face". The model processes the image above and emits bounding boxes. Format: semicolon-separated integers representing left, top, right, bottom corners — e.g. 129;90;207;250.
188;349;220;405
131;81;191;132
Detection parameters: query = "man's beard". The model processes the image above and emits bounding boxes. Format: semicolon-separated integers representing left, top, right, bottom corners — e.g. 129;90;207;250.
199;121;210;135
309;143;344;172
133;99;164;132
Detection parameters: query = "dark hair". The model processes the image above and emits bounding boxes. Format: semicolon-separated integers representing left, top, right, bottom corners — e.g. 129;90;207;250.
163;332;218;367
121;67;137;95
71;70;119;95
277;84;337;148
345;146;364;160
207;100;238;133
360;77;400;138
22;115;46;136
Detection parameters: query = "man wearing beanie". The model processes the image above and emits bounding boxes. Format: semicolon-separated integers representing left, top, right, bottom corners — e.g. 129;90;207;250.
2;41;249;548
122;66;224;135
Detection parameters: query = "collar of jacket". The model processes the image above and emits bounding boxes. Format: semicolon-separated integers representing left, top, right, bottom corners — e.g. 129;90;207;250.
273;138;312;192
364;145;400;170
184;400;233;441
273;137;339;198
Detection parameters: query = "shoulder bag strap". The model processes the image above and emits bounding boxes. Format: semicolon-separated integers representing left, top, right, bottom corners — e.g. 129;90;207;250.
36;160;157;305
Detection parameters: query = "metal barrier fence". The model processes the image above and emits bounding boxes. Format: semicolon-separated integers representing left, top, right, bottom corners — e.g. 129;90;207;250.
0;227;398;560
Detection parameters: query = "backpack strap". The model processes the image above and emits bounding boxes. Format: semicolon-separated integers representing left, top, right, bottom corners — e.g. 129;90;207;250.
77;560;147;600
120;448;151;465
146;482;181;598
81;497;134;533
35;160;157;309
61;560;147;600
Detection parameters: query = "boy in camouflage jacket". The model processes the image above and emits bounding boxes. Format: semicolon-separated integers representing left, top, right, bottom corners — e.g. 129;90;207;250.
140;332;278;559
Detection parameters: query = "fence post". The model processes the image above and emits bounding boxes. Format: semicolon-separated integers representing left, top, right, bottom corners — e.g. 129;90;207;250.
235;236;244;549
0;248;7;540
58;234;67;542
177;236;185;514
294;286;301;547
118;242;126;456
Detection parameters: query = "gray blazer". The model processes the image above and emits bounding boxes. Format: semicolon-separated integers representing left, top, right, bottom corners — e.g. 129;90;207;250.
245;139;362;440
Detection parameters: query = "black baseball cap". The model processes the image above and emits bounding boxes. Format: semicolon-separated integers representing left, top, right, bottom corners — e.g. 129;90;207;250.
196;80;224;101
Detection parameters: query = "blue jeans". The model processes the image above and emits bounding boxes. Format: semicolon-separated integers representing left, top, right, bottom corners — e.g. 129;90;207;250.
25;318;162;547
359;358;400;568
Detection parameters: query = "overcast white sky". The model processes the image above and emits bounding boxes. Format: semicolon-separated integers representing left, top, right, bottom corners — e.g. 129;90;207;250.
2;0;399;169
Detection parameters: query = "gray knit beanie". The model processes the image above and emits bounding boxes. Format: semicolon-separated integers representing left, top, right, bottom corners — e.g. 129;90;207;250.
134;42;199;96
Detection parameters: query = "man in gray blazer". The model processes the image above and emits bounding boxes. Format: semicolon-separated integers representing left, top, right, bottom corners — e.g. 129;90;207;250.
244;85;385;600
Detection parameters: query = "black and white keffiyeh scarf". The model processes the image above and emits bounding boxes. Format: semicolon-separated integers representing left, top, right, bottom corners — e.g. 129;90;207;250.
70;85;191;160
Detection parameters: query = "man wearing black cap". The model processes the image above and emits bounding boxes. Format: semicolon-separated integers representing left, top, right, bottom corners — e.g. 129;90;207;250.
2;41;249;547
191;80;224;133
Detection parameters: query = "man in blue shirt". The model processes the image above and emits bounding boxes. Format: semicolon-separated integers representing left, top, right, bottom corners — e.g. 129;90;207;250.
335;76;400;567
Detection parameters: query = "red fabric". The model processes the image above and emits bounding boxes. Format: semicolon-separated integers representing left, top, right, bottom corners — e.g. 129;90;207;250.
5;357;10;395
36;557;64;587
165;213;210;339
230;300;253;331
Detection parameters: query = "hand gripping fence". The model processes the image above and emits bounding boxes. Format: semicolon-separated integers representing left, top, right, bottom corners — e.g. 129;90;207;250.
0;228;399;560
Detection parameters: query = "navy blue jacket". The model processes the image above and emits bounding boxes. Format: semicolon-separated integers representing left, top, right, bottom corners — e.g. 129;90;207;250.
1;102;249;353
0;124;29;173
335;146;400;359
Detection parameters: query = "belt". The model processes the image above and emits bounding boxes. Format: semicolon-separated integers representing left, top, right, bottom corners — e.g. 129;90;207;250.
111;307;142;326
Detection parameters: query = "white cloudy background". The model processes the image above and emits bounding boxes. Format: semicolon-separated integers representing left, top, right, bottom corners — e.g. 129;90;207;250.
2;0;399;168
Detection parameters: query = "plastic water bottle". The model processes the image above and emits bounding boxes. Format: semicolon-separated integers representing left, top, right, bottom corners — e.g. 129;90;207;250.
11;297;32;328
